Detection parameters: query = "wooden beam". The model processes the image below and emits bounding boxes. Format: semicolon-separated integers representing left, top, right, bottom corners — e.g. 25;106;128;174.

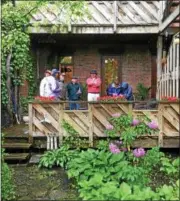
141;1;159;21
28;103;33;144
113;0;117;33
117;2;139;24
156;36;163;100
91;1;111;24
129;1;153;23
159;5;180;32
88;104;93;147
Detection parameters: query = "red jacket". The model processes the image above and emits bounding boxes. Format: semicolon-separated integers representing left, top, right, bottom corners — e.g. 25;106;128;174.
86;77;101;93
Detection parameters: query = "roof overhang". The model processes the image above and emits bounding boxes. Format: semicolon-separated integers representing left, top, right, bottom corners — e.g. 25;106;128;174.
159;5;180;33
28;24;159;34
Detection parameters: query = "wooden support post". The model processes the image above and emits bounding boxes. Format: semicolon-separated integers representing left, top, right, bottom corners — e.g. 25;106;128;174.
172;41;175;97
176;42;179;97
158;104;164;147
113;0;117;33
59;103;64;146
28;103;33;144
157;36;163;100
88;104;93;147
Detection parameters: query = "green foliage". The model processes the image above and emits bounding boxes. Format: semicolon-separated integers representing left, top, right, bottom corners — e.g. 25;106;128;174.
106;114;158;149
110;114;132;131
66;149;127;182
160;157;179;175
62;120;88;148
96;140;110;151
121;127;137;147
1;2;38;112
79;178;179;200
141;147;165;172
38;145;79;169
62;120;78;136
1;163;16;201
38;138;179;201
1;133;16;200
136;83;151;100
20;96;34;115
2;1;89;116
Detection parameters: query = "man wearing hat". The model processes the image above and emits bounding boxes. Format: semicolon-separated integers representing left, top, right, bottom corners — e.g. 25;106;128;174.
67;76;82;110
86;69;102;101
39;69;57;97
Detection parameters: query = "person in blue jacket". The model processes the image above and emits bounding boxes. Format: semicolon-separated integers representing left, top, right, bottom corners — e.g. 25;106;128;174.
107;78;122;96
120;82;133;101
67;76;82;110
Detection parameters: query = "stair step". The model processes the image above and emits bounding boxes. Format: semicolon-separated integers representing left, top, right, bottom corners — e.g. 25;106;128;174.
4;153;30;161
2;143;32;149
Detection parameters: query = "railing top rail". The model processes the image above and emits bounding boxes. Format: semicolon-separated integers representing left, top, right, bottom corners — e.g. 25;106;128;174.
28;100;179;104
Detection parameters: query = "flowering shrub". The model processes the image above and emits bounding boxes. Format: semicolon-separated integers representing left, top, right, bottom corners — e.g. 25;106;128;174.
132;119;140;126
34;96;55;101
147;121;158;130
109;143;120;154
133;148;146;158
97;95;126;102
161;96;179;102
105;114;159;151
106;124;114;130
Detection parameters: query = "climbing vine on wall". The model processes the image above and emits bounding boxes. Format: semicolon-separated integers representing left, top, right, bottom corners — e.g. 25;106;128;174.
2;1;90;121
1;2;38;120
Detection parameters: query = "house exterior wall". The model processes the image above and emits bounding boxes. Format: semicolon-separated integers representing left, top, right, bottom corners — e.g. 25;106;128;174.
73;48;101;83
73;45;153;93
120;45;152;92
21;43;155;97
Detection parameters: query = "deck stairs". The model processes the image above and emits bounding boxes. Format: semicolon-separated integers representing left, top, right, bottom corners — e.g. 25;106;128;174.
3;134;32;162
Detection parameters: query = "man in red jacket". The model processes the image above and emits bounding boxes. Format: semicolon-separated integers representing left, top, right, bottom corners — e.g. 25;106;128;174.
86;69;102;101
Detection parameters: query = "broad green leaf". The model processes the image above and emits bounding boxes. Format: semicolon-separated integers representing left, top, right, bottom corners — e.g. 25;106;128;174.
120;182;131;198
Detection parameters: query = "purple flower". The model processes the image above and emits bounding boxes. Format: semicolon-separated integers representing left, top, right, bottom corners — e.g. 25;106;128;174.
109;143;120;154
147;121;158;130
132;119;140;126
106;124;114;130
112;113;121;118
133;148;146;158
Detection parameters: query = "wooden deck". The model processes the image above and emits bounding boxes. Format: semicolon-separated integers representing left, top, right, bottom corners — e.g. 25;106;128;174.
28;101;179;148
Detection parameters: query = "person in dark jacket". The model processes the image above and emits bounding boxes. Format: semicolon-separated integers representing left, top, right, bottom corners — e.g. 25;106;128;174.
107;78;122;96
120;82;133;101
67;76;82;110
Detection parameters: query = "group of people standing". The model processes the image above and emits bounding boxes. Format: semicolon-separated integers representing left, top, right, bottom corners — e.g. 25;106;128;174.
39;68;133;110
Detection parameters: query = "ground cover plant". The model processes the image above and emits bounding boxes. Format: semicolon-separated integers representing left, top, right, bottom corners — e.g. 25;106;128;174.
1;134;16;201
39;113;179;200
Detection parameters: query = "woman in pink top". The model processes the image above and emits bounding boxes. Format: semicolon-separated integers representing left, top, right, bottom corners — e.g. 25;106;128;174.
86;69;101;101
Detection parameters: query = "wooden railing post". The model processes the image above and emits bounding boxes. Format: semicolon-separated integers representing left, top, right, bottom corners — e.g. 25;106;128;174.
59;102;64;146
158;103;164;147
88;103;93;147
28;103;33;144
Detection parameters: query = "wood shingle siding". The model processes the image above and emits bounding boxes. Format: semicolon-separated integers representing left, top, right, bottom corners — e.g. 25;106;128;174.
28;1;160;34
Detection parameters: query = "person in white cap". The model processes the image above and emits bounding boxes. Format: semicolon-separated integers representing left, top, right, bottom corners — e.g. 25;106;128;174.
39;69;57;97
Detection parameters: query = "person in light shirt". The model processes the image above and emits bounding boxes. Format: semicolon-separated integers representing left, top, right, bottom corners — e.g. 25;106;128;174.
86;69;102;101
39;70;57;97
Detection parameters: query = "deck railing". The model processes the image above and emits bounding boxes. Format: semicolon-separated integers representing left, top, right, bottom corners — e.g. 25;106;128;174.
28;101;179;148
157;33;180;99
